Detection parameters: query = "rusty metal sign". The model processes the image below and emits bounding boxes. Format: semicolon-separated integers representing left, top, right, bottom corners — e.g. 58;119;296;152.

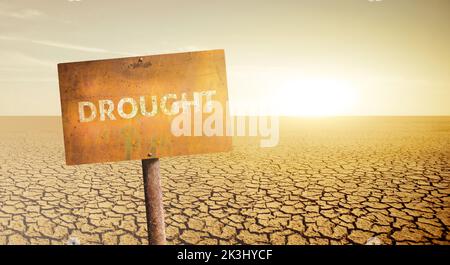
58;50;231;165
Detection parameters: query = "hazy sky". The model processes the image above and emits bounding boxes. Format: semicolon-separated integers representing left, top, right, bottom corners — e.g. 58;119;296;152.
0;0;449;115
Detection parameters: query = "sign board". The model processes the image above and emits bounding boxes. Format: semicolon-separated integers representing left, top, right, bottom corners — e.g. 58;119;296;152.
58;50;231;165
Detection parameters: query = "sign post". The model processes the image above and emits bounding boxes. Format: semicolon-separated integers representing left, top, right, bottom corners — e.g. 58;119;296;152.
58;50;231;245
141;158;166;245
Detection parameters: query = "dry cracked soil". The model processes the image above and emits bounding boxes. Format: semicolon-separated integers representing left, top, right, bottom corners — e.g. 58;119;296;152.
0;116;449;245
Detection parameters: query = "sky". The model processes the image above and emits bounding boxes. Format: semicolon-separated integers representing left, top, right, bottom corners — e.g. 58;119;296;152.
0;0;449;116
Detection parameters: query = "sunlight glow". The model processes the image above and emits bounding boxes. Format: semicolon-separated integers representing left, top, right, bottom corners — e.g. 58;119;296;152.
229;77;359;117
274;78;358;116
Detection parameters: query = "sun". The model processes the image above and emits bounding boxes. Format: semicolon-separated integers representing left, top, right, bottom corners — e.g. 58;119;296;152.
276;78;358;116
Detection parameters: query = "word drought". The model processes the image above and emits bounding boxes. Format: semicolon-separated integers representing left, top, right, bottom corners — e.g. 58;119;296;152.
77;89;279;147
78;90;216;122
58;50;231;164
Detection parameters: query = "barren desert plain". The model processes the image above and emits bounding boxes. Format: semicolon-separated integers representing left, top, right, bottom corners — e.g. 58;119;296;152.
0;116;449;245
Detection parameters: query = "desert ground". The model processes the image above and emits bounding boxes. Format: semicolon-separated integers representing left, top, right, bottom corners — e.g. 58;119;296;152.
0;116;449;245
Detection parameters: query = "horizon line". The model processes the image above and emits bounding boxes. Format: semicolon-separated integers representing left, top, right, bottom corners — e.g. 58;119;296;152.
1;115;450;118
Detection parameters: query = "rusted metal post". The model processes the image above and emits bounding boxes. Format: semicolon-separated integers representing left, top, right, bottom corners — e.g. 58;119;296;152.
141;158;166;245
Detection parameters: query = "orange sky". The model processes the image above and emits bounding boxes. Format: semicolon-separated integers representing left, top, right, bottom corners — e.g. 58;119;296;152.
0;0;449;115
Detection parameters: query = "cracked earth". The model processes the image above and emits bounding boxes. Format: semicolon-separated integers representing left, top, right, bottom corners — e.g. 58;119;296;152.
0;117;449;245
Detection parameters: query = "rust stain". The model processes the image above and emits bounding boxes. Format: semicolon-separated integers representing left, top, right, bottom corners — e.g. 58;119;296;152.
58;50;231;165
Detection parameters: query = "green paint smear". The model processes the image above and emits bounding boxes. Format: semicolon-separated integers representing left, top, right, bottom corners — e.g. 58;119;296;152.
121;126;140;161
